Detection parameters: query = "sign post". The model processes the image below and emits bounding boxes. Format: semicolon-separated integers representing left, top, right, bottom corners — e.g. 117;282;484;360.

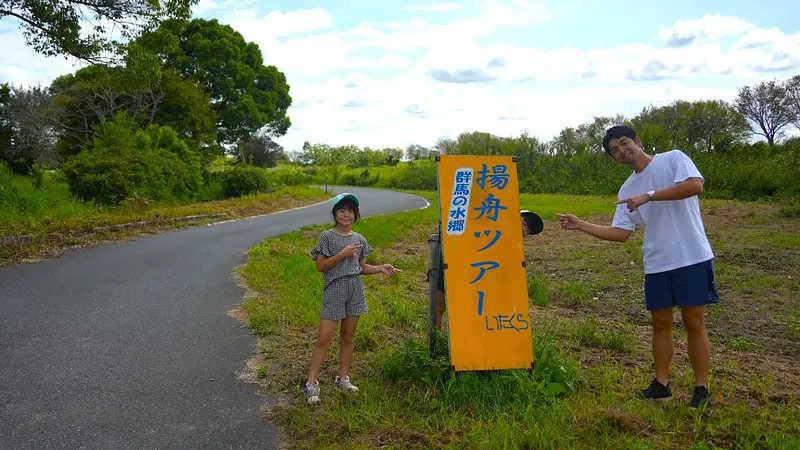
435;155;533;372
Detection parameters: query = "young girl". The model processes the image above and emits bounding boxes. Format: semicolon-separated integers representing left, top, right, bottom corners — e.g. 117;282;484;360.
305;192;400;404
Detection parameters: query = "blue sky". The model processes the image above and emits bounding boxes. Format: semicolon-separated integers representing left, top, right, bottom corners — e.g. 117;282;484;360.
1;0;798;151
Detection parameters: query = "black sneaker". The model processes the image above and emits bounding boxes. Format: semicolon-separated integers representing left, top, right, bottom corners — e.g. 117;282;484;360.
635;379;672;401
689;386;712;410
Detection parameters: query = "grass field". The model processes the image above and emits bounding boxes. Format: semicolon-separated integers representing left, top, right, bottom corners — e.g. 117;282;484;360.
237;191;799;449
0;169;333;265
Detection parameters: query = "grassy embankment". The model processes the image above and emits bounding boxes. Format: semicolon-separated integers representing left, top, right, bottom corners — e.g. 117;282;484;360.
0;167;333;265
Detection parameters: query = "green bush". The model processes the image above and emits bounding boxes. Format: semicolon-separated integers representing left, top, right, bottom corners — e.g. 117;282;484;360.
196;177;226;201
61;115;204;206
304;143;798;201
219;165;270;197
777;202;800;218
0;161;93;224
269;165;312;186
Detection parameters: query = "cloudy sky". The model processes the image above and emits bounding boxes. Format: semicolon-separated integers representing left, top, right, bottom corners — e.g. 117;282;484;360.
1;0;798;151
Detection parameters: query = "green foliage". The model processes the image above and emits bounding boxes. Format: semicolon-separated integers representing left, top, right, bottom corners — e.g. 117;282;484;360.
777;202;800;218
528;275;549;307
0;1;197;62
50;64;218;162
61;115;204;205
735;79;795;145
218;165;271;198
0;160;93;226
136;18;292;145
0;84;13;170
297;128;799;201
150;70;220;161
1;84;58;174
379;330;577;416
268;165;312;186
237;132;286;167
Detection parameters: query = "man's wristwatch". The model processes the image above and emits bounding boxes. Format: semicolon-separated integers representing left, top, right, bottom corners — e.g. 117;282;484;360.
647;190;656;201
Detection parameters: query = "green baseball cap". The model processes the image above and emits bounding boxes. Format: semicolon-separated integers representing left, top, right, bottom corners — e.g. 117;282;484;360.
332;192;359;211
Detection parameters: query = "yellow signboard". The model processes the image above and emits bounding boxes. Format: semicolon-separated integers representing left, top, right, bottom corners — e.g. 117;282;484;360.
436;155;533;372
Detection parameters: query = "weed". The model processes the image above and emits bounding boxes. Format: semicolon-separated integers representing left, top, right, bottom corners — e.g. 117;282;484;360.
528;275;549;307
726;336;763;352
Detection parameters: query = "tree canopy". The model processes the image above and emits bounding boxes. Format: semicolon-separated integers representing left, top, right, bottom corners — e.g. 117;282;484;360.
135;18;292;146
0;0;197;63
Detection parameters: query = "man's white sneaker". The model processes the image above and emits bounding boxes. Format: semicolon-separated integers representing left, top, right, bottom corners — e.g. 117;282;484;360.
334;375;359;393
305;380;320;404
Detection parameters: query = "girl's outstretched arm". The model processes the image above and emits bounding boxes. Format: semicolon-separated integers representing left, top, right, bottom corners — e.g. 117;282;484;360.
360;261;401;276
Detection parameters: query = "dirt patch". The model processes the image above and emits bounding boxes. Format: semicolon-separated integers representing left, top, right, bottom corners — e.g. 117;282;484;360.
525;202;800;389
227;307;250;324
370;426;432;449
602;408;653;437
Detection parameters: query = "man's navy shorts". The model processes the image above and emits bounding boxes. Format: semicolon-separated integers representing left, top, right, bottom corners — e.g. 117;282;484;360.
644;258;721;311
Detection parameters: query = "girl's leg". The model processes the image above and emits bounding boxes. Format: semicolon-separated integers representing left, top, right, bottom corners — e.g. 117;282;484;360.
338;316;360;378
308;319;339;383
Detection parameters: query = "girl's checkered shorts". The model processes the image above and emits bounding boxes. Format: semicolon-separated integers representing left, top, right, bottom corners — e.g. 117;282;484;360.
321;275;368;321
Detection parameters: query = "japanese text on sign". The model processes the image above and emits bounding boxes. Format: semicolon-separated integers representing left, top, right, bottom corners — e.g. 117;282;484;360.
436;156;533;372
446;168;474;235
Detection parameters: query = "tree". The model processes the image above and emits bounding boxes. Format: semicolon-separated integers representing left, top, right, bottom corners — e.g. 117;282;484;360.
786;75;800;131
237;132;286;167
549;127;581;156
735;79;793;146
1;84;58;172
433;137;456;155
50;59;217;161
0;84;13;168
630;101;692;151
684;100;750;152
61;113;203;205
405;144;431;160
135;18;292;146
0;0;197;63
381;147;403;165
49;63;166;158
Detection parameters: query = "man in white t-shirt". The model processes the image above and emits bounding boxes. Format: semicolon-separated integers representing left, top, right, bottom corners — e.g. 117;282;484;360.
556;125;718;410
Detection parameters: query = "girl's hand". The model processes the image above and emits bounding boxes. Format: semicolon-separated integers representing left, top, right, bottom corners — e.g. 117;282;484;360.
379;264;401;276
340;244;363;258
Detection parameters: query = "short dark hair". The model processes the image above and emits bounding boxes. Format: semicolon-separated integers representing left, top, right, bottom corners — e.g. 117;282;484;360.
602;125;637;155
332;198;360;222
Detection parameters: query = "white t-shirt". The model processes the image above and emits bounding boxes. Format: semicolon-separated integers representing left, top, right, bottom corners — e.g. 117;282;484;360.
612;150;714;274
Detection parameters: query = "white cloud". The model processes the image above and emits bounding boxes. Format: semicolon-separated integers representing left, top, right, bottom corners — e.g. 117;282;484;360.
404;3;462;12
1;3;797;153
479;0;549;28
221;7;333;38
193;0;258;16
268;9;798;151
655;14;754;47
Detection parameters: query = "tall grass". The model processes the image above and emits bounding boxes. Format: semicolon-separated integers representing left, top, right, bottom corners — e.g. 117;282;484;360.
0;162;95;229
0;161;330;237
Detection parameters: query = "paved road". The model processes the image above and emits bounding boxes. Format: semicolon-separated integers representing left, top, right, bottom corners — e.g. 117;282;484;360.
0;187;428;450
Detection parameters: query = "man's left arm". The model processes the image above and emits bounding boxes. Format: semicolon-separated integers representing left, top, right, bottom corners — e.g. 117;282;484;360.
649;177;704;201
660;150;705;200
618;151;704;212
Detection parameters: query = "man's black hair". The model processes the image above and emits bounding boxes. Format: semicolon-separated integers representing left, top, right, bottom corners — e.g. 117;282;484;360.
332;198;360;222
602;125;638;155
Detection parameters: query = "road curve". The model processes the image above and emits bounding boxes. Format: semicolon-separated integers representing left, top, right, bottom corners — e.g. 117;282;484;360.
0;187;429;450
